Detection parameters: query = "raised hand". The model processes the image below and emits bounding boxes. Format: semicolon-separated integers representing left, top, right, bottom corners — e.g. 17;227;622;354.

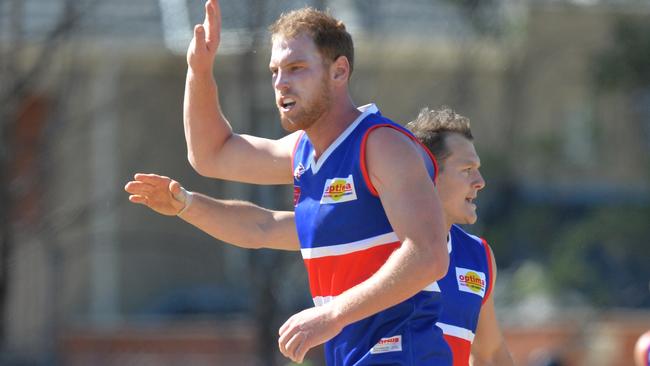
124;173;187;216
187;0;221;73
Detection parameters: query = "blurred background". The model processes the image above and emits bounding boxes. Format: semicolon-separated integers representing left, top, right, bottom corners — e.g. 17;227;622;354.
1;0;649;365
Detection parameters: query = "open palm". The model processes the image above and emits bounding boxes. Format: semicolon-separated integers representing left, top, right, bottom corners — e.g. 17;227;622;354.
124;173;185;216
187;0;221;73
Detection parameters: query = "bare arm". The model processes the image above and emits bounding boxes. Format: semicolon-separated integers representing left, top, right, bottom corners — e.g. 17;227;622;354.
470;246;514;366
184;0;296;184
329;128;449;323
278;128;449;362
125;173;299;251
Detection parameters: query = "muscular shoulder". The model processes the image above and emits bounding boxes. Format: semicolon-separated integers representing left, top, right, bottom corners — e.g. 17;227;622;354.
364;126;429;190
365;127;422;170
365;125;412;147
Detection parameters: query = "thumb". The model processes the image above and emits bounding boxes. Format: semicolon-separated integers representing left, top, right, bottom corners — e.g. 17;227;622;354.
169;180;185;202
193;24;206;50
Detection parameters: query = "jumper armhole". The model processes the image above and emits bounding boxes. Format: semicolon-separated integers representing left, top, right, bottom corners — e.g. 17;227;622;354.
360;124;439;197
481;238;494;306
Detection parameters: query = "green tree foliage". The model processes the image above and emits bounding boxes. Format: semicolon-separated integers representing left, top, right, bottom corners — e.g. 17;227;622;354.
594;18;650;90
550;206;650;307
481;199;650;308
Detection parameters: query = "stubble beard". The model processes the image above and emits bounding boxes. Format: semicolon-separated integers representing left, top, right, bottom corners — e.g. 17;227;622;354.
279;77;332;133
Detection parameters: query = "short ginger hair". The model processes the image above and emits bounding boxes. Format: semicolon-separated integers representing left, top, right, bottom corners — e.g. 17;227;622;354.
269;7;354;75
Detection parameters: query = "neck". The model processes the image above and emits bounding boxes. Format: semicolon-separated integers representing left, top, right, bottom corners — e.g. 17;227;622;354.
305;93;360;159
444;216;453;234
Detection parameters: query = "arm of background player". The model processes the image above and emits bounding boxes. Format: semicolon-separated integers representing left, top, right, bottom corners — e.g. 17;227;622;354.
184;0;296;184
125;173;299;251
470;246;514;366
633;331;650;366
278;127;449;363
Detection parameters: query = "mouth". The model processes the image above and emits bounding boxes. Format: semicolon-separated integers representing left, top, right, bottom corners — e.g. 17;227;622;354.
465;197;477;207
279;97;296;112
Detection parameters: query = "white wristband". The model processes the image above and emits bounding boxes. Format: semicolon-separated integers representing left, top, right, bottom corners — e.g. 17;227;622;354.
176;188;194;216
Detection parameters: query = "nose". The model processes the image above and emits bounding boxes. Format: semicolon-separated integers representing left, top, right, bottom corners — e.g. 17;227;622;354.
474;170;486;190
273;70;289;92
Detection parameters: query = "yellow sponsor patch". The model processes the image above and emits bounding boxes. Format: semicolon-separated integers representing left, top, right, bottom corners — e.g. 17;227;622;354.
321;175;357;204
455;267;486;297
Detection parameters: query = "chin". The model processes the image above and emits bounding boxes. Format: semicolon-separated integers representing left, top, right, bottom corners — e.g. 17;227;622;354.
462;213;478;225
280;116;303;132
280;113;317;132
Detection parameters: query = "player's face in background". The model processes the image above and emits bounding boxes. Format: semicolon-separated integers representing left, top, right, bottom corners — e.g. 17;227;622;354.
270;33;332;132
436;134;485;226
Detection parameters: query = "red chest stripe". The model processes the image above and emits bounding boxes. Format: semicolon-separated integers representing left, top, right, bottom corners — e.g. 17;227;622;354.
303;241;401;297
443;334;471;366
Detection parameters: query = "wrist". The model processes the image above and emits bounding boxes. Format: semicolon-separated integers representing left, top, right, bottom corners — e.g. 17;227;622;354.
327;299;347;330
176;188;194;217
188;67;215;79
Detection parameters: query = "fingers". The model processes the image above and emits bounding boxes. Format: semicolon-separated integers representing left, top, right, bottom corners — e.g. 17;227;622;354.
125;173;183;216
128;195;148;205
278;323;290;357
279;316;291;336
133;173;169;185
284;333;306;363
188;0;219;70
295;344;307;364
278;316;297;358
124;181;154;196
282;332;310;364
278;317;311;363
204;0;220;51
125;174;175;200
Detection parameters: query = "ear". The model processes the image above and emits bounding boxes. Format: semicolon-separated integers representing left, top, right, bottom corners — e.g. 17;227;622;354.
330;55;350;83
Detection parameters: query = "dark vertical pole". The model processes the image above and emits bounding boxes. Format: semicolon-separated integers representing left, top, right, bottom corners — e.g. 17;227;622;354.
0;119;11;350
240;1;280;365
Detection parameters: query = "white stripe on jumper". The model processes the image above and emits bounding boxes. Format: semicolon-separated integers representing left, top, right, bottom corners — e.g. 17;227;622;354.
301;232;399;259
436;322;475;342
308;103;379;174
423;281;441;292
312;283;439;307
